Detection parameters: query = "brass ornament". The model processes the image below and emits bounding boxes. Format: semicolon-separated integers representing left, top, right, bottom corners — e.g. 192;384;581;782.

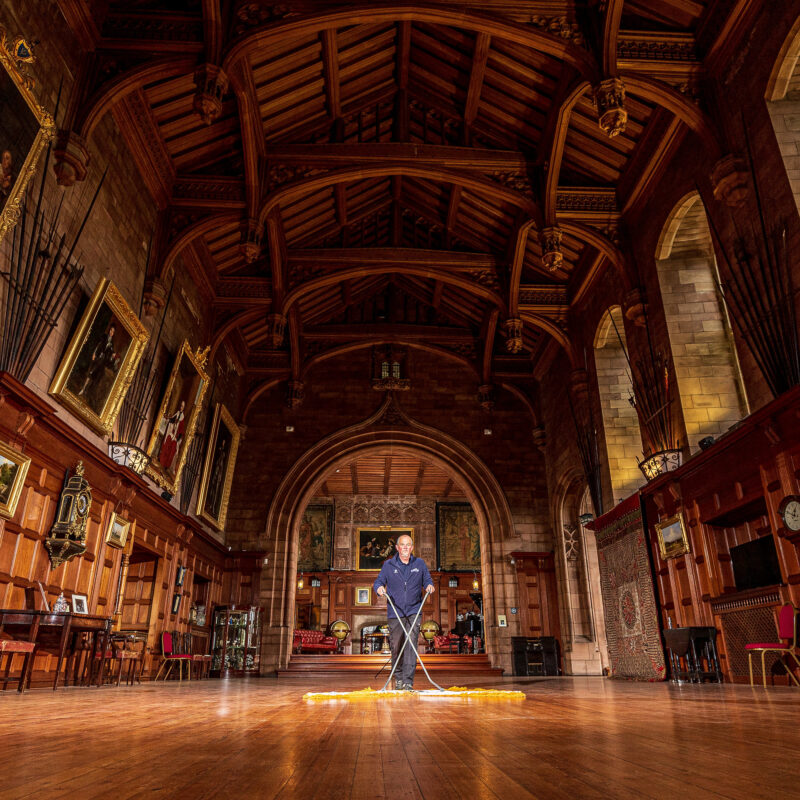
594;77;628;138
45;462;92;569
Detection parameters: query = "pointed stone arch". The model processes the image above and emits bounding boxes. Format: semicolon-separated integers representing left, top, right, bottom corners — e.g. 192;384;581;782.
257;395;518;673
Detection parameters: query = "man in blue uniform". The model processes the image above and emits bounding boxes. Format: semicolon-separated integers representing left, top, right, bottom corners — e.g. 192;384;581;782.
373;534;435;690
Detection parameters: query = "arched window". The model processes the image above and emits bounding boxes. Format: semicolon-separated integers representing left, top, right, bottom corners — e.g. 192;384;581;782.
766;17;800;214
655;193;747;453
594;307;645;501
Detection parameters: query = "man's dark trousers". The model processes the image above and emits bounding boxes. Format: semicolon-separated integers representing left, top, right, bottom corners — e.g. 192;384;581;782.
388;616;421;687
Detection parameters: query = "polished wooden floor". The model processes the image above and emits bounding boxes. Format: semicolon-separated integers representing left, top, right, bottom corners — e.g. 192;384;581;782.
2;674;799;799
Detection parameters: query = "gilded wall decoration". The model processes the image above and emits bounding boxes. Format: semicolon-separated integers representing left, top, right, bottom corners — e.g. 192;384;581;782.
49;278;149;436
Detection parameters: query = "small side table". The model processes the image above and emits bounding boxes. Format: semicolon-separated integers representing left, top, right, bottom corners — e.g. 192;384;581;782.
663;626;722;683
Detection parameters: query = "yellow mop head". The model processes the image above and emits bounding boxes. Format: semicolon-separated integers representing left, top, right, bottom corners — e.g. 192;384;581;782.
302;686;525;701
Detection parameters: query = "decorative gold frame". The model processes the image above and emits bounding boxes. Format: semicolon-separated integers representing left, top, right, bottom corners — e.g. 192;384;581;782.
354;586;372;606
196;403;241;530
0;440;30;519
356;527;412;570
145;341;210;494
655;513;690;560
0;27;55;244
49;278;149;436
105;512;131;549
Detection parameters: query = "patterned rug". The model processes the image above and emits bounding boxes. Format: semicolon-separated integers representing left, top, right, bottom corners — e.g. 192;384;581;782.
593;495;666;681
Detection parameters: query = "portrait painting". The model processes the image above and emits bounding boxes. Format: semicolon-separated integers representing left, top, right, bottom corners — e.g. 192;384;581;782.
297;503;333;571
105;512;131;549
146;341;210;494
437;503;481;571
0;28;55;243
196;403;241;530
0;440;31;519
357;528;412;570
655;513;690;560
49;278;148;436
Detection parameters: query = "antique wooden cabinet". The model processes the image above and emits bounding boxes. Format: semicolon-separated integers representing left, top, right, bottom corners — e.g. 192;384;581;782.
210;605;262;676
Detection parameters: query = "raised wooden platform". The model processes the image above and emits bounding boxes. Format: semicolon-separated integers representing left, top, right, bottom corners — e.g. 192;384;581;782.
278;653;503;678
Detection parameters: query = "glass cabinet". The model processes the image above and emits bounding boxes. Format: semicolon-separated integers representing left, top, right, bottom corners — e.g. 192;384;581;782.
210;605;262;676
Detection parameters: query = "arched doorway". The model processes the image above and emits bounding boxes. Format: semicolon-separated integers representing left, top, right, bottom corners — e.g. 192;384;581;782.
257;395;519;674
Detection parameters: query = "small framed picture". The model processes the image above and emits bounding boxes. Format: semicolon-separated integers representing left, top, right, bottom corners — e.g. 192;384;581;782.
171;592;182;614
105;512;131;549
0;440;31;519
72;594;89;615
655;513;690;560
497;614;507;627
175;565;187;587
354;586;372;606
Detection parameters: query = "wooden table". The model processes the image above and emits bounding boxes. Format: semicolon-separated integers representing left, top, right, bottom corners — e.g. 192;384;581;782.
662;626;722;684
0;609;112;690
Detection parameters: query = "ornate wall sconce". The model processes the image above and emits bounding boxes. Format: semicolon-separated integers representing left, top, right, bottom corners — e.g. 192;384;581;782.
638;449;683;481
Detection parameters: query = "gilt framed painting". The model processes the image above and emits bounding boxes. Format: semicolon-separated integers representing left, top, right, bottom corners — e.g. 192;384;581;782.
196;403;241;530
145;341;210;494
49;278;148;436
0;26;55;243
0;440;31;519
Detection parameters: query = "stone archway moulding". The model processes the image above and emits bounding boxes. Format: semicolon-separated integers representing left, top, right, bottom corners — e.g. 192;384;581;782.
258;393;517;673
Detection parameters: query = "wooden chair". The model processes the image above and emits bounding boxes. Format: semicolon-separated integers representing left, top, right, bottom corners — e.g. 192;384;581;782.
746;604;800;688
0;639;37;692
153;631;192;681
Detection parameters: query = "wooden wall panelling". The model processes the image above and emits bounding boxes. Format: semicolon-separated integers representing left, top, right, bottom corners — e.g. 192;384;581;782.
0;374;227;687
640;387;800;682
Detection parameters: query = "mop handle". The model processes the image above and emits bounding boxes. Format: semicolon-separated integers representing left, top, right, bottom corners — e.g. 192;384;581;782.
383;591;446;692
381;591;428;689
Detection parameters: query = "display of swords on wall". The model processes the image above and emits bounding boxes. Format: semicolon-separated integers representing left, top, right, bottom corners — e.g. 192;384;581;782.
706;120;800;399
0;89;106;383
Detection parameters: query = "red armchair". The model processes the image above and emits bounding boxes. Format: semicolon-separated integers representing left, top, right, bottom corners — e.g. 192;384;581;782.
293;629;339;654
746;603;800;688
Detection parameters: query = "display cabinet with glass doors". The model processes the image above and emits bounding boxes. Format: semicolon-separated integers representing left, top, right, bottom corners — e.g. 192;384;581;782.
210;605;262;676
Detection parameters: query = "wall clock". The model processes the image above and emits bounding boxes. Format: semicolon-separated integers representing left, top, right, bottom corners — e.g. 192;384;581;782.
778;495;800;532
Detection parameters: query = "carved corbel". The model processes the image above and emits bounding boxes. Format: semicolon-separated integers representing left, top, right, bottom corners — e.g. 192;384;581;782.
594;77;627;138
540;226;564;272
710;154;749;208
240;218;263;263
193;63;229;126
478;384;495;412
267;312;287;348
142;277;167;317
286;380;305;408
531;425;546;453
53;130;90;186
504;318;523;353
569;369;589;403
623;287;647;327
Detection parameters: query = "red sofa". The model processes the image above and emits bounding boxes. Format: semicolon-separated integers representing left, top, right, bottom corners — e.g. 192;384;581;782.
293;629;339;654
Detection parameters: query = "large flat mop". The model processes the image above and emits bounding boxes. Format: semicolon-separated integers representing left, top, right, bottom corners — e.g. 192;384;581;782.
303;593;525;701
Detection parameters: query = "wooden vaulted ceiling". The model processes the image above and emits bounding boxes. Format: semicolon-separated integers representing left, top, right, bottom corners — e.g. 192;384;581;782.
56;0;749;409
317;452;466;499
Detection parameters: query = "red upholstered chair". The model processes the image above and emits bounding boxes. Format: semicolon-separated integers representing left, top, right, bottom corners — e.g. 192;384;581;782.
746;604;800;688
0;639;37;692
154;631;193;681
